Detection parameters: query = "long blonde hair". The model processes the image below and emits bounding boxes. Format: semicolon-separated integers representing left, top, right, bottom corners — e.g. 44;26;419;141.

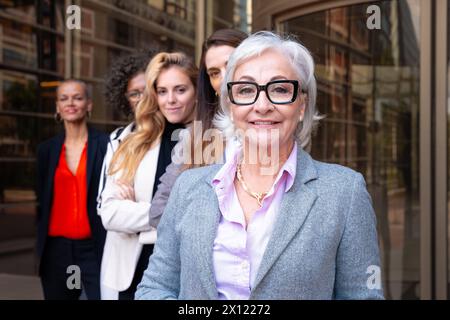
108;52;196;183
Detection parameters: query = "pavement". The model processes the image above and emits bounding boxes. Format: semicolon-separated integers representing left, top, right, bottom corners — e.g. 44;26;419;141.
0;236;43;300
0;273;43;300
0;199;43;300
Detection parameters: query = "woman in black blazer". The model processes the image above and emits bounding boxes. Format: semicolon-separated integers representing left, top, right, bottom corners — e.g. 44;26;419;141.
36;79;108;300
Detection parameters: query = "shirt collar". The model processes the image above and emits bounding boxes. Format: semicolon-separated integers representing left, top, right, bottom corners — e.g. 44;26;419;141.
212;141;298;194
281;142;297;192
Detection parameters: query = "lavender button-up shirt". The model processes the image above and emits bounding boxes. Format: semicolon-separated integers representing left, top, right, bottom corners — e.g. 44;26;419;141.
211;142;297;300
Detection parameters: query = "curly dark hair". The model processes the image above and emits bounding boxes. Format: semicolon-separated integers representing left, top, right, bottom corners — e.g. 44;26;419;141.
104;49;155;117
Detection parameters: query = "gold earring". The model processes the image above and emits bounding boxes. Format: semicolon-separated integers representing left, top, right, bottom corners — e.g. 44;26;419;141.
87;111;92;119
54;112;62;122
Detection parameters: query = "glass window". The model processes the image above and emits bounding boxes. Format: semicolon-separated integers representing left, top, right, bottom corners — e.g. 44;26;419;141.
283;0;421;299
1;1;37;23
0;0;252;287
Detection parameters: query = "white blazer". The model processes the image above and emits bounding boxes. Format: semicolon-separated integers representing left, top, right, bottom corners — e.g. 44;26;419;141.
97;123;160;296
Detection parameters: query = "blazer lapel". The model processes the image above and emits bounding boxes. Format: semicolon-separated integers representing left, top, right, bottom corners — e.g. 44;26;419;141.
86;127;98;194
251;148;319;292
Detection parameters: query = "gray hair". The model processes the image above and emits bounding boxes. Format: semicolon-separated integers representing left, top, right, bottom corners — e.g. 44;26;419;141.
213;31;322;149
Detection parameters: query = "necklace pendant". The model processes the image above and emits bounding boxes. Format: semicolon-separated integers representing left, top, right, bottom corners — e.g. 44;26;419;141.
237;163;267;208
254;193;265;207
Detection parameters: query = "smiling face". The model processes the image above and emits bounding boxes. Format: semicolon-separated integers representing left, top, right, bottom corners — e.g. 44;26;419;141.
230;49;305;155
156;66;196;124
205;45;235;96
56;81;92;123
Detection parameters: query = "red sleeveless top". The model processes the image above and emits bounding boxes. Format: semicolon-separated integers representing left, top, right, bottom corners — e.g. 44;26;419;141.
48;143;92;239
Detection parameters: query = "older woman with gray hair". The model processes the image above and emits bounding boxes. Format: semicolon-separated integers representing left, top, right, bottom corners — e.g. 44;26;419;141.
136;31;384;300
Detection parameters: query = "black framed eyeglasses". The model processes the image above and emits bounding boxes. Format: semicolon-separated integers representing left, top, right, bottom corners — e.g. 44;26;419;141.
125;90;144;101
227;80;303;106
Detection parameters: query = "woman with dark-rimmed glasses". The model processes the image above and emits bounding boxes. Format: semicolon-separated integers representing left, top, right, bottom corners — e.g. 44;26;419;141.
136;31;384;300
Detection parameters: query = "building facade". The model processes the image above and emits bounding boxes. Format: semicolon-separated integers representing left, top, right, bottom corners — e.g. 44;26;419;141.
0;0;250;281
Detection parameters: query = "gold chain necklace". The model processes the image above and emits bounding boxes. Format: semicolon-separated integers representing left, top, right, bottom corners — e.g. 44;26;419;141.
236;164;268;207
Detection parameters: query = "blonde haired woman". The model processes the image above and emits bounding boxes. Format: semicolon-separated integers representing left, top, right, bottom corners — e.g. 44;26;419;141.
98;52;197;300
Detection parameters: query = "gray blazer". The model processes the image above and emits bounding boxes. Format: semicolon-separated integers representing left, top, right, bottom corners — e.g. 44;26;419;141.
148;161;183;228
136;147;384;300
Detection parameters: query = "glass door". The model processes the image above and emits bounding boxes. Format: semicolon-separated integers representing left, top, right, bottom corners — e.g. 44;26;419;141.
280;0;422;299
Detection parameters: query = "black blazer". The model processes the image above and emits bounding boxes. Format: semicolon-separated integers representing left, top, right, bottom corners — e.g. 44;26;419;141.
36;126;108;271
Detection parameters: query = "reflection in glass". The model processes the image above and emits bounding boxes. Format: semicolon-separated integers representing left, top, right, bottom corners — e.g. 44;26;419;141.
0;0;252;279
283;0;421;299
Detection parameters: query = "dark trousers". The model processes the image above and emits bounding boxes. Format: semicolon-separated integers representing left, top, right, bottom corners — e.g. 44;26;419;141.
40;237;101;300
118;244;154;300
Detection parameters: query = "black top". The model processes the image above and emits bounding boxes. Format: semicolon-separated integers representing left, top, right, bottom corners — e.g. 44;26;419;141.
152;120;185;197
